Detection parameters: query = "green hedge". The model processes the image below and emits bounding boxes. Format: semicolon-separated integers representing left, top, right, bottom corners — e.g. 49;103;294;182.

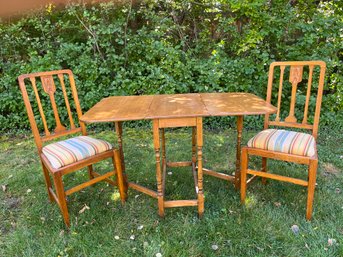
0;0;342;133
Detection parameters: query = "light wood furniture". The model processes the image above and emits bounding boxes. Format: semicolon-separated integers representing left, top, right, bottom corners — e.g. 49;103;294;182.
200;93;278;188
18;70;126;227
81;93;276;216
240;61;326;220
148;94;208;217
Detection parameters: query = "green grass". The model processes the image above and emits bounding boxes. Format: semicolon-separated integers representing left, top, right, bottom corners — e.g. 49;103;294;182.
1;127;342;257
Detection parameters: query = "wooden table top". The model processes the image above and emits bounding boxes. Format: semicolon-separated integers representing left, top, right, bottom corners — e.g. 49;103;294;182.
146;93;209;119
200;92;277;116
80;92;277;123
80;95;154;123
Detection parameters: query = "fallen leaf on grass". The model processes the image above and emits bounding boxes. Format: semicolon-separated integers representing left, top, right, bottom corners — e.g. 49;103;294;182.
114;236;120;240
305;243;310;250
130;235;135;240
138;225;144;230
1;185;7;192
256;246;264;252
274;202;281;207
26;189;32;193
79;204;90;214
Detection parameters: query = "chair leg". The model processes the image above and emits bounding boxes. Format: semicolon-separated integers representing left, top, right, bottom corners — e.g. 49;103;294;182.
41;162;54;203
53;173;70;227
87;165;94;180
113;149;127;203
240;147;248;204
306;159;317;220
261;157;267;185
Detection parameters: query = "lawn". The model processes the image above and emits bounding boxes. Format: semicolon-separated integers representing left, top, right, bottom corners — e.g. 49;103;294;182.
0;127;342;257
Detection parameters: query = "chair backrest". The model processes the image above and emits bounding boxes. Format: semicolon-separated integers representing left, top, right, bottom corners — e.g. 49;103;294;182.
18;70;86;152
264;61;326;139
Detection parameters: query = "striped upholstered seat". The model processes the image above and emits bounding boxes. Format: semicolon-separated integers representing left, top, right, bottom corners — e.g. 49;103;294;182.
42;136;113;169
247;129;316;157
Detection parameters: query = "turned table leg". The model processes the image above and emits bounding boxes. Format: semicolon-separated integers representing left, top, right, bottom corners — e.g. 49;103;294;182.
196;117;204;217
115;122;128;192
153;120;165;217
161;128;167;196
235;115;244;189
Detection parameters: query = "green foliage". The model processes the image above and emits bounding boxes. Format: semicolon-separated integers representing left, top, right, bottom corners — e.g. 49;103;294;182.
0;0;342;133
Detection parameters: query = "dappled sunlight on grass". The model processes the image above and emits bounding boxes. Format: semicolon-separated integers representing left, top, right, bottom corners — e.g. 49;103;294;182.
110;191;122;202
245;195;258;209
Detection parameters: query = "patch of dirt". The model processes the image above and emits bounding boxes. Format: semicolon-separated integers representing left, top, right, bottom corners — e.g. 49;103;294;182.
5;196;21;209
0;196;21;235
322;163;340;175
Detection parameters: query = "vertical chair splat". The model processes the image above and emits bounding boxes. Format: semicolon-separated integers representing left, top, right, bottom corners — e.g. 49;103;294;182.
275;65;285;122
41;75;66;133
58;74;76;129
302;65;314;124
30;77;50;136
285;66;303;123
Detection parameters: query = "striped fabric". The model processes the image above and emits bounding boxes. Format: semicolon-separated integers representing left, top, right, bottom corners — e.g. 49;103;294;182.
42;136;112;169
247;129;316;157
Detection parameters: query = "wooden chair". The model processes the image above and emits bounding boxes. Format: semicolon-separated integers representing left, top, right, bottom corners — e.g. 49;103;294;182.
240;61;326;220
18;70;127;227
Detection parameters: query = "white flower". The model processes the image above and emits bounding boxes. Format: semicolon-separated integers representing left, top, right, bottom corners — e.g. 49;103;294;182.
291;225;299;235
328;238;337;246
211;244;219;250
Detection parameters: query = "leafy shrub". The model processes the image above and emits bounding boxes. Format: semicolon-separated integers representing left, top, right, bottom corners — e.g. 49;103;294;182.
0;0;342;133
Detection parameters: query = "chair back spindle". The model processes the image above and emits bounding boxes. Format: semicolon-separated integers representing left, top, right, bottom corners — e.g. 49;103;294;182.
18;70;86;152
264;61;326;139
